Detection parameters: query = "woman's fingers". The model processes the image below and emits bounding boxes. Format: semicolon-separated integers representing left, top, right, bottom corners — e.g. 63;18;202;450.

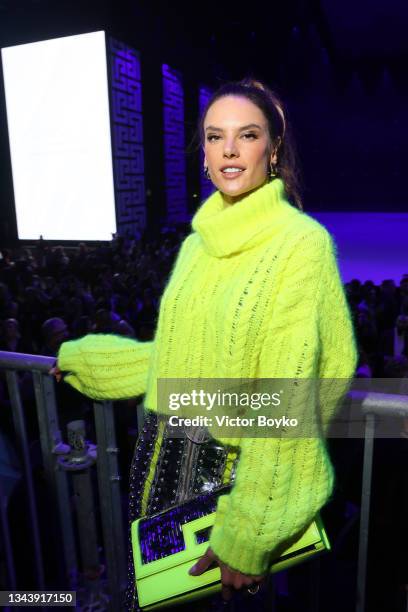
220;565;264;598
48;365;62;382
221;584;233;601
219;565;246;597
189;546;265;602
188;547;216;576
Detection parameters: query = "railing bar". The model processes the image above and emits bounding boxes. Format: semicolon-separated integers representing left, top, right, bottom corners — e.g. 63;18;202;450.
94;401;127;612
0;501;17;590
32;373;78;587
356;412;375;612
351;390;408;417
32;372;59;484
0;351;55;373
94;400;118;612
6;370;46;591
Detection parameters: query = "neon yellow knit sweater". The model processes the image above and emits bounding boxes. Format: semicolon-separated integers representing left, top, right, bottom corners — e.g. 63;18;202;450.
57;178;357;575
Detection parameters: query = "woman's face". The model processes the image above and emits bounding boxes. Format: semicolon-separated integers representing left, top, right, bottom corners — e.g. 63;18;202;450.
203;95;272;204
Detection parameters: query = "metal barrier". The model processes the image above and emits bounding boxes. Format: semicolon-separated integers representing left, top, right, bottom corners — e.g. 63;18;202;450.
353;390;408;612
0;351;127;611
1;349;407;612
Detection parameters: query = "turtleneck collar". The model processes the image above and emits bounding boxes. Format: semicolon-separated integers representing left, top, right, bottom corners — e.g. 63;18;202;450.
191;178;301;258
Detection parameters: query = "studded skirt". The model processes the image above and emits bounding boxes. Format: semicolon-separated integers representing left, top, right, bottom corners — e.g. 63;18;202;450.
124;411;240;611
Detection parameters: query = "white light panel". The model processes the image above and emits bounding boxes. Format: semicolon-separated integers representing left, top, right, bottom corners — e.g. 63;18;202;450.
1;31;117;240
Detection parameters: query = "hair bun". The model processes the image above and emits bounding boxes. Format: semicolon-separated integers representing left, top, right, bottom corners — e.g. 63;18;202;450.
240;78;266;91
240;78;286;137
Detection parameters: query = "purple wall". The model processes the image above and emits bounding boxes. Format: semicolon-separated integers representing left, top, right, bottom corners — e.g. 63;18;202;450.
198;85;214;202
108;37;146;236
162;64;188;224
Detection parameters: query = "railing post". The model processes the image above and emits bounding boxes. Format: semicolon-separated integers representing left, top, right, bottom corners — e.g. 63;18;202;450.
94;400;127;611
0;486;17;591
356;412;375;612
32;372;78;587
6;370;45;591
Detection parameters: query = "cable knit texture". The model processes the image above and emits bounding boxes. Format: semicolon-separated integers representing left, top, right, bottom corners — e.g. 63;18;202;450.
57;178;358;575
58;334;153;399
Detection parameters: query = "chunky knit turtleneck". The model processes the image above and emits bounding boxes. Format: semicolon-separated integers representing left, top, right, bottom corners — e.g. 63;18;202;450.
58;179;358;575
192;178;298;257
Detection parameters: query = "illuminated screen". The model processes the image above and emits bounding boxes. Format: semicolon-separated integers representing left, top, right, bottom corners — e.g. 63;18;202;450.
1;31;117;240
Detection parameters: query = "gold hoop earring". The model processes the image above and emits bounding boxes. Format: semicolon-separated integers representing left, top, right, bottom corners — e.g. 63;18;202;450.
204;166;211;180
269;161;278;178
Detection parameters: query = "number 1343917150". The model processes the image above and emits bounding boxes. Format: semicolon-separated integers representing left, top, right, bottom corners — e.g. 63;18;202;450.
0;591;75;606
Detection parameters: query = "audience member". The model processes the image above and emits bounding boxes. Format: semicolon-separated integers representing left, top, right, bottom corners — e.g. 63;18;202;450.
40;317;69;357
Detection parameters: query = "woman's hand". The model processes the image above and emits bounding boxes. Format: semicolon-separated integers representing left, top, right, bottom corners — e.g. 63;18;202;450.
48;365;63;382
188;546;264;601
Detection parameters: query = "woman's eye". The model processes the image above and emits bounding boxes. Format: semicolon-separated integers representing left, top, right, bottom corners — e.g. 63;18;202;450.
242;132;258;140
207;134;221;142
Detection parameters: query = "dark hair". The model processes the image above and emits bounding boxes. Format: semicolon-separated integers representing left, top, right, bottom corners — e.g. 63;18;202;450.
198;78;303;210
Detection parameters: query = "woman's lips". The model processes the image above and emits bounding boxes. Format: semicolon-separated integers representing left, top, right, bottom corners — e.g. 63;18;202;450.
220;169;245;180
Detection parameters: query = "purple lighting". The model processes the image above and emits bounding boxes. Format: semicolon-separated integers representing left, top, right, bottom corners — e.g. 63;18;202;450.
162;64;188;224
310;212;408;284
198;85;214;202
109;38;146;236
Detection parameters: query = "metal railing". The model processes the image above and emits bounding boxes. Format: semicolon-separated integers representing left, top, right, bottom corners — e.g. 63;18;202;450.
352;389;408;612
0;351;127;611
1;349;407;612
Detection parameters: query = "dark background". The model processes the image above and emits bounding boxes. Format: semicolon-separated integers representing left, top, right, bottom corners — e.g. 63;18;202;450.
0;0;407;244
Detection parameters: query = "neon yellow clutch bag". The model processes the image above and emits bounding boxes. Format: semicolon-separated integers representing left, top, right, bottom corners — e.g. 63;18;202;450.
131;486;330;610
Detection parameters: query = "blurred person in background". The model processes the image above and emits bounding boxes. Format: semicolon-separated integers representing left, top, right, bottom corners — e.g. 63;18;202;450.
40;317;69;357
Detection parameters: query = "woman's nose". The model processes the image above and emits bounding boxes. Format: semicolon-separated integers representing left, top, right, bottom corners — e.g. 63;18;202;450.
223;139;239;158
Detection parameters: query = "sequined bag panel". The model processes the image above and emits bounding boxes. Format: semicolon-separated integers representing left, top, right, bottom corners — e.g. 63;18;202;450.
128;411;238;519
145;415;238;515
138;486;231;564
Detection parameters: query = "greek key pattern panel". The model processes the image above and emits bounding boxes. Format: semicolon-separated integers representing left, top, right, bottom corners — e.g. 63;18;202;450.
199;85;214;202
162;64;188;224
109;37;146;236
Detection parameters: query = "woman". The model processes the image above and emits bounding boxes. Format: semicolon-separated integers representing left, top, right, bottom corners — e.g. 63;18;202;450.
54;79;358;610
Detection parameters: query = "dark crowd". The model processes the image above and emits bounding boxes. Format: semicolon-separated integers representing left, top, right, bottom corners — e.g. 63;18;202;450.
0;230;189;355
0;232;407;374
0;229;193;470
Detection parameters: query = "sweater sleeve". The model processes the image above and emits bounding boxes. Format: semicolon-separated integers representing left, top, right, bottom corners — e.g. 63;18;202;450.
316;236;359;435
209;228;358;575
57;333;153;401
